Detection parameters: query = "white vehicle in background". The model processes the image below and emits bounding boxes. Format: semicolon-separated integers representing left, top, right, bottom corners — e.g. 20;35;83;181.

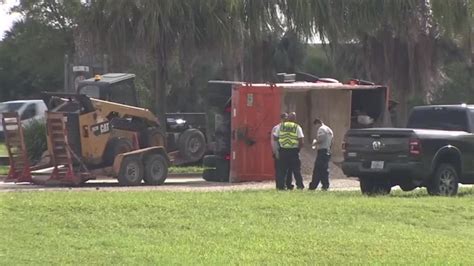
0;100;48;140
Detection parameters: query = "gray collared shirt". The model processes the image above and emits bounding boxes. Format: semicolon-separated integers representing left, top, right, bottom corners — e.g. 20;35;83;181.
316;123;333;150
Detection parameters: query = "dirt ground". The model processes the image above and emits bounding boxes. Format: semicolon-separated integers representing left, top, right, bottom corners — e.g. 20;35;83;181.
0;149;357;192
299;147;345;179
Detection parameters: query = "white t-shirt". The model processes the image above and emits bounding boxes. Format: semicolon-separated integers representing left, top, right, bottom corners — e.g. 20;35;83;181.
271;124;281;155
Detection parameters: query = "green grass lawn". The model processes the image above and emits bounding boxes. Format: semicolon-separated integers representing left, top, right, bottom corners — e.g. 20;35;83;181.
169;165;203;174
2;189;474;264
0;165;8;175
0;143;6;156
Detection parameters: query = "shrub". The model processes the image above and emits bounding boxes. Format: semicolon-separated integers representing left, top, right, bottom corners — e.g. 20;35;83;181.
23;119;47;163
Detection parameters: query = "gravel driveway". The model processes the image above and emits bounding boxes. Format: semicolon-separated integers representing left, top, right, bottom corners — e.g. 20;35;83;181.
0;175;359;193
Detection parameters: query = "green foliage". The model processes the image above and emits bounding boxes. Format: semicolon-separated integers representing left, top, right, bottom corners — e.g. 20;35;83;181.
432;63;474;104
1;0;472;118
0;142;7;156
0;20;73;101
0;165;8;175
302;44;335;78
23;119;47;162
3;189;474;264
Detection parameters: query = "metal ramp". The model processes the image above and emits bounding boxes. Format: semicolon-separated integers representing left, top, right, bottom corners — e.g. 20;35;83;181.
1;112;32;183
46;112;90;185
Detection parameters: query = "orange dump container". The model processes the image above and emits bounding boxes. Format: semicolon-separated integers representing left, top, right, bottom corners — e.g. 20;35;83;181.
229;84;281;182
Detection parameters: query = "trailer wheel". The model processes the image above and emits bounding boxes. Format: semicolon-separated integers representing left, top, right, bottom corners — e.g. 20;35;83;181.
118;156;143;186
103;138;133;166
178;129;206;162
143;153;168;185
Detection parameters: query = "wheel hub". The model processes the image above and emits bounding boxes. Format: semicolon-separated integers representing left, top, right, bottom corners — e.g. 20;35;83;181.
126;162;140;181
188;137;201;153
151;162;163;178
439;169;456;194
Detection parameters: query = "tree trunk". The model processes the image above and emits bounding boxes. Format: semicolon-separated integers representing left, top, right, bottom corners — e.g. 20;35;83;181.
153;44;168;134
153;65;167;133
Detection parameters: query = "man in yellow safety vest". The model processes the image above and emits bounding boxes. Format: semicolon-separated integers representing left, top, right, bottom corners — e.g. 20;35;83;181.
273;112;305;190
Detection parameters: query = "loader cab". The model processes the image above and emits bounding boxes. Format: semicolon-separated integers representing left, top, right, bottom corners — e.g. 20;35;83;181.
77;73;138;107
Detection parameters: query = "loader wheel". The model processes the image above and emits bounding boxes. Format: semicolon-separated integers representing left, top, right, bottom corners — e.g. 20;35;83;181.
142;128;166;148
103;138;133;166
143;154;168;185
178;129;206;162
118;156;143;186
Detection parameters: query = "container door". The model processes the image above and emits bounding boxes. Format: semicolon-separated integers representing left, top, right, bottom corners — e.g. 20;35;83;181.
230;85;280;182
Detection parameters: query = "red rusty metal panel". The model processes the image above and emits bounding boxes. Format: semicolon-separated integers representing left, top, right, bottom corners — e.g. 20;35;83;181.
229;84;281;182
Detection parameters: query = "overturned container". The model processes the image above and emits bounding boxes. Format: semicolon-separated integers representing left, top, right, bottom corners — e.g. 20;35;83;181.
203;75;391;183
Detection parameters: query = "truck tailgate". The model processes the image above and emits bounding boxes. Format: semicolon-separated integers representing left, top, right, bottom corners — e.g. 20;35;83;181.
345;129;415;161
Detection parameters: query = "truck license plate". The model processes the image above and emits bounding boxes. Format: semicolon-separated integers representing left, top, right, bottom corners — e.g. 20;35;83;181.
371;161;384;169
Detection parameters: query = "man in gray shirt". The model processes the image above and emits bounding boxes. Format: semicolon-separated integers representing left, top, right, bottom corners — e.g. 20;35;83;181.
309;118;334;191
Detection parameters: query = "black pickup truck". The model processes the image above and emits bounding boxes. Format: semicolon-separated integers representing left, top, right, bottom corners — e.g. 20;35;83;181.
342;105;474;196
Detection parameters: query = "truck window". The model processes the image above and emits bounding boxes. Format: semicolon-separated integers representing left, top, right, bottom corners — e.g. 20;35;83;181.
79;85;100;98
0;102;24;113
109;81;137;106
21;104;37;120
407;108;468;132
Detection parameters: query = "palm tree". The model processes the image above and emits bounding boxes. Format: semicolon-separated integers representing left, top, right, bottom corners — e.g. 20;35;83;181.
78;0;473;125
281;0;471;125
80;0;234;125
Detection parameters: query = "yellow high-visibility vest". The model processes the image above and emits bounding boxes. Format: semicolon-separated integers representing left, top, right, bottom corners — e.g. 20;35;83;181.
278;122;299;148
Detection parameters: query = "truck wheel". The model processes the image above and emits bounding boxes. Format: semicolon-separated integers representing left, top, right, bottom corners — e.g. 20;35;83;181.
359;177;391;196
178;129;206;162
203;155;218;168
103;138;133;166
399;182;417;192
427;163;459;196
118;156;143;186
143;154;168;185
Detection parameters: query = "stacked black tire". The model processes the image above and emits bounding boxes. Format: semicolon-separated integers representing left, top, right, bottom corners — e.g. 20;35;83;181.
202;81;232;182
202;110;231;182
202;155;230;182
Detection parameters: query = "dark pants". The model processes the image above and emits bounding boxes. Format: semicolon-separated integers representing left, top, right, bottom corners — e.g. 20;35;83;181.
309;149;331;190
274;155;293;189
278;148;304;190
285;169;294;189
273;154;280;189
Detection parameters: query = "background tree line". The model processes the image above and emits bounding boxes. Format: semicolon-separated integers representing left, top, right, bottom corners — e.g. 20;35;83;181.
0;0;472;126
